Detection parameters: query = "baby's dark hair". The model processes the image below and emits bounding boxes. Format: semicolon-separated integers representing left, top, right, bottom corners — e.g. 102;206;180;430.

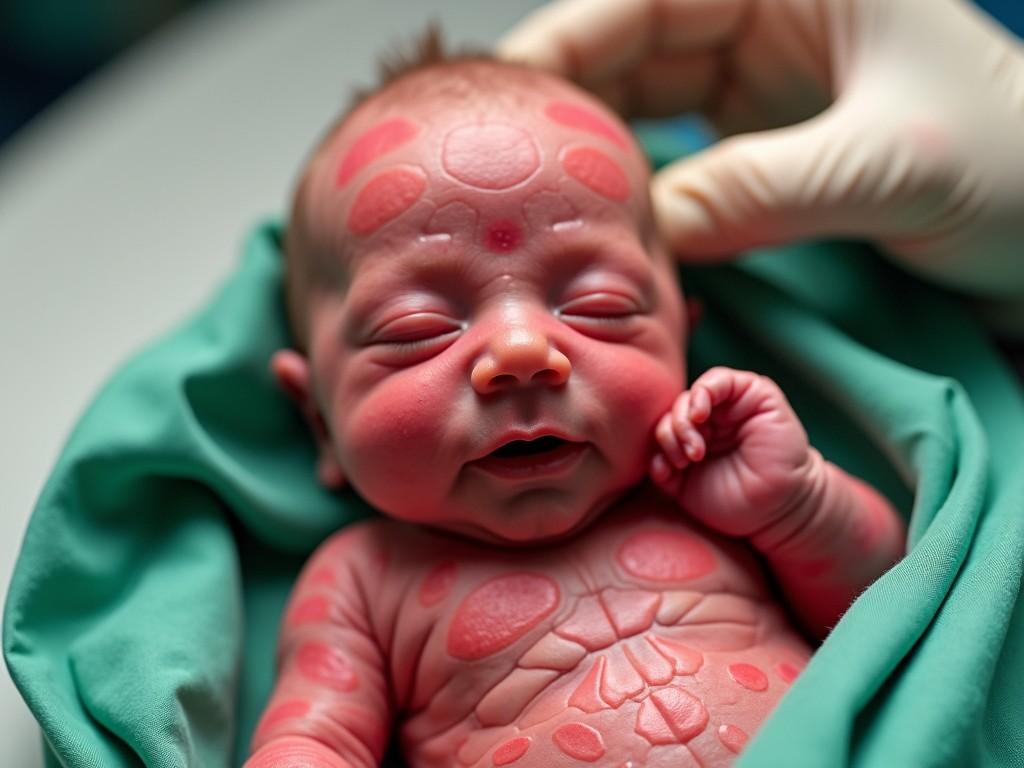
284;26;552;351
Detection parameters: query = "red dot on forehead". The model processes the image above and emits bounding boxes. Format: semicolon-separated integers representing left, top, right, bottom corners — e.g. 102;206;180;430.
484;219;523;253
336;117;419;187
347;167;426;237
545;100;628;148
562;146;630;202
443;123;540;190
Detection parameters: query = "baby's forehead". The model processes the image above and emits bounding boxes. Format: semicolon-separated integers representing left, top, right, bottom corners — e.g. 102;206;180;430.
303;73;654;276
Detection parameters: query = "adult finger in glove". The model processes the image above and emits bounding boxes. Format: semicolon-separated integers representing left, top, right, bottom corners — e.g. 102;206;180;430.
498;0;1024;299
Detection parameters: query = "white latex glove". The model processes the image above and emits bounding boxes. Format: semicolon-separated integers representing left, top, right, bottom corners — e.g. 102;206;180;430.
499;0;1024;300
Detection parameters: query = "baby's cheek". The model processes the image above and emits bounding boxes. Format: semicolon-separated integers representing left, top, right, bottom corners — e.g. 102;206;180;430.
339;373;455;513
594;345;682;434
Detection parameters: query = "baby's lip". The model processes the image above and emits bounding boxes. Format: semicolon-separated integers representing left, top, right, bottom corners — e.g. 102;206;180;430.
468;438;588;481
472;427;581;462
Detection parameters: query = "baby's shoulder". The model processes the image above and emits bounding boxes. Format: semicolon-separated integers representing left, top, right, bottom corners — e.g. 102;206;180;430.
306;515;458;579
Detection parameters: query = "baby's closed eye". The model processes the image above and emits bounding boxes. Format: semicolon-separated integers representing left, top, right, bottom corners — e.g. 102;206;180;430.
367;311;464;363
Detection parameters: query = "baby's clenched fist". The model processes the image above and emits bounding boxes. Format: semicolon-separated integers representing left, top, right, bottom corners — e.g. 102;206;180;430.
651;367;820;540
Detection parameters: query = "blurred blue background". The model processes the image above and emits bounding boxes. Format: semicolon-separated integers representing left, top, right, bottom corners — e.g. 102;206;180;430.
1;0;204;144
2;0;1021;149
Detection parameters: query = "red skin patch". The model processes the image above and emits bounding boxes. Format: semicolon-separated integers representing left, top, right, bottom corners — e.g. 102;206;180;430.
492;736;532;765
287;595;330;626
446;572;559;660
442;124;540;190
545;100;628;148
718;723;750;754
562;146;631;202
553;722;606;761
347;167;427;236
729;662;769;692
296;641;359;691
306;565;336;586
776;660;804;683
484;219;524;253
634;686;708;744
418;561;458;607
616;530;717;582
336;117;419;187
258;699;311;733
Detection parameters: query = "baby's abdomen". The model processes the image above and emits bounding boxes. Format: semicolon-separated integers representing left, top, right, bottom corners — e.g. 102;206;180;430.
397;499;813;767
420;588;809;768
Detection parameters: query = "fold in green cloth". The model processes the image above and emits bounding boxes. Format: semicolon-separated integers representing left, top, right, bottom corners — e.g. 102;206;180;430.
6;139;1024;767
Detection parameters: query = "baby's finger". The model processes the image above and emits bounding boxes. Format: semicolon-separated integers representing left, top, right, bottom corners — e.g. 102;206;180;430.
682;425;706;461
671;390;692;427
656;412;689;469
671;394;706;461
689;384;712;424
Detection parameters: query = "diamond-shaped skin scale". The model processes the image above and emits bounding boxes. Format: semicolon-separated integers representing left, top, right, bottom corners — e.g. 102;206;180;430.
635;686;709;745
600;589;662;638
622;636;674;686
554;595;617;651
568;656;607;713
518;633;588;671
600;651;646;708
647;635;704;676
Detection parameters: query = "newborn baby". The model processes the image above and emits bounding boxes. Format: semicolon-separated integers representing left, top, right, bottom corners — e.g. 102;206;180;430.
247;45;905;768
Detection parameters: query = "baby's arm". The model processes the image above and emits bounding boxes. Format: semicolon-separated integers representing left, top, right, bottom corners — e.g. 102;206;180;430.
245;532;391;768
652;367;905;639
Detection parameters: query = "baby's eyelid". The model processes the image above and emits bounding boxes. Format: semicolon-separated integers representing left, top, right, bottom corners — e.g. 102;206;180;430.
372;312;464;343
558;291;642;316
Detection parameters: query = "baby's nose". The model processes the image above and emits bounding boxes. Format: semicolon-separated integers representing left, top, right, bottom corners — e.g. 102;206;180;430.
471;325;571;395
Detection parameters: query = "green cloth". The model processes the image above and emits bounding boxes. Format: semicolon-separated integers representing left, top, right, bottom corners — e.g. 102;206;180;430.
6;138;1024;766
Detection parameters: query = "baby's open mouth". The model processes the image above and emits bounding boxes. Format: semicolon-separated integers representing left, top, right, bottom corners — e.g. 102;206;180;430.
471;436;587;480
491;435;567;458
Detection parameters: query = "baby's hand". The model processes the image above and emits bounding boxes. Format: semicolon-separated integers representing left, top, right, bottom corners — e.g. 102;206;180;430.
651;367;817;539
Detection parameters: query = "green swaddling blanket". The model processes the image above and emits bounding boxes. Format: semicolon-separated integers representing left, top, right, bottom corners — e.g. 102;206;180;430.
6;130;1024;767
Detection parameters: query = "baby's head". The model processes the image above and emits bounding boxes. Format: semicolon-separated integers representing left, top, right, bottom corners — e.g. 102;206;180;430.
274;35;687;545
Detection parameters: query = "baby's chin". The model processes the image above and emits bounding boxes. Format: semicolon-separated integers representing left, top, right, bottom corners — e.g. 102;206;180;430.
429;487;627;549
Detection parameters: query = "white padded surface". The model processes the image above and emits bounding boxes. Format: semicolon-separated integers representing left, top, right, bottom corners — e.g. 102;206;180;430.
0;0;544;763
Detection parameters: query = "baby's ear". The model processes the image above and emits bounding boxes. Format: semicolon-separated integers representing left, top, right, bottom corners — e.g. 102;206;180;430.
270;349;346;490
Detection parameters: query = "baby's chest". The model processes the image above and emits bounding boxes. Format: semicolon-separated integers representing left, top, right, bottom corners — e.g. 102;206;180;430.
386;506;791;710
383;511;809;765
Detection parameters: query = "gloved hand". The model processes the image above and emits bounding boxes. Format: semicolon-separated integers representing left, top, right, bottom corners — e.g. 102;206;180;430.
499;0;1024;300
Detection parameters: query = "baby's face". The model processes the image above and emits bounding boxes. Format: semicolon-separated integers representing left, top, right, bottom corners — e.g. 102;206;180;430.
297;76;686;544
